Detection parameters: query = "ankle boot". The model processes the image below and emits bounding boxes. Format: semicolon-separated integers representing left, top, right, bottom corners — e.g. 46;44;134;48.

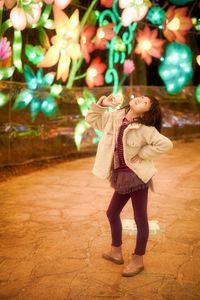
122;254;144;277
102;246;124;265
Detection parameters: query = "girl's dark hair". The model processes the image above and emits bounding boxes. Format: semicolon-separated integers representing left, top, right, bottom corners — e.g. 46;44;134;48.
123;95;162;132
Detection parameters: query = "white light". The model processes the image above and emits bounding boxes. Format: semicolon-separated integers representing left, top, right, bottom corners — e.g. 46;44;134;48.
88;68;97;78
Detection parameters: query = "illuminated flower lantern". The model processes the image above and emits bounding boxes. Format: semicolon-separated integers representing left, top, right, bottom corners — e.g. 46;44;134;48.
0;92;9;107
80;25;95;63
147;7;165;26
196;85;200;104
193;18;200;31
43;0;71;9
196;55;200;66
100;0;114;8
0;37;11;67
163;6;193;43
95;23;116;50
134;25;165;65
169;0;194;4
86;57;107;88
4;0;42;31
0;37;14;80
158;43;193;94
123;59;135;74
119;0;152;27
38;6;81;82
13;64;58;120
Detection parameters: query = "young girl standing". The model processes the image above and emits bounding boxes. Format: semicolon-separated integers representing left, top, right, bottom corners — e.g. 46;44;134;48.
85;94;173;277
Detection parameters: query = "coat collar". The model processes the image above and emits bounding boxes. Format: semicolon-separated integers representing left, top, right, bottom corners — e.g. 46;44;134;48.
113;108;142;129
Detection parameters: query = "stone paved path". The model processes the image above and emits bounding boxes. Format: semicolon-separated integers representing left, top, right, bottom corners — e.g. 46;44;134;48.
0;140;200;300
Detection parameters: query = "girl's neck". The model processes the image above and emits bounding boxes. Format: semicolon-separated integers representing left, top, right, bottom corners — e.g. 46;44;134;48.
125;108;140;122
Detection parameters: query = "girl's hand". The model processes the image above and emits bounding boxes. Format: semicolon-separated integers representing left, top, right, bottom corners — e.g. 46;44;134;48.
131;155;143;164
101;94;121;108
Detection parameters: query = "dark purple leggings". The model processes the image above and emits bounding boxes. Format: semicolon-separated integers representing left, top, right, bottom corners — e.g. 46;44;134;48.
106;188;149;255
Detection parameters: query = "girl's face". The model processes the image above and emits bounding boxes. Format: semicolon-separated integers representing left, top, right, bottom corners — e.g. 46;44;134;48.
129;96;151;115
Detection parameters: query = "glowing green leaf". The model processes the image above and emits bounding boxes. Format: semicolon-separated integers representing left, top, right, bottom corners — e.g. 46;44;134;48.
13;90;33;110
30;98;41;121
41;96;58;117
0;66;15;80
158;43;193;94
74;120;90;150
147;7;165;26
25;44;44;65
0;92;9;107
196;85;200;104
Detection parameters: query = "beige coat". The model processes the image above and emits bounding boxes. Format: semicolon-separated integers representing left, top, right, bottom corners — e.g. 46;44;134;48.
85;102;173;183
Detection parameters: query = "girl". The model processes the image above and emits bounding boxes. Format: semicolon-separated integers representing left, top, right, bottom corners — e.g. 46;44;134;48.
85;94;173;277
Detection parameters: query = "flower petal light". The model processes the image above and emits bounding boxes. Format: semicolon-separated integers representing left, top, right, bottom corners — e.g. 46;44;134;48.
38;6;81;82
100;0;114;8
80;25;96;63
123;59;135;74
8;1;41;31
86;57;107;88
134;25;165;65
163;6;193;43
43;0;71;10
0;37;12;64
119;0;152;27
95;23;116;50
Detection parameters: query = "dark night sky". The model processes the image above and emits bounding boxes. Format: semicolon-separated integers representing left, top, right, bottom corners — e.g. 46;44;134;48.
77;0;200;86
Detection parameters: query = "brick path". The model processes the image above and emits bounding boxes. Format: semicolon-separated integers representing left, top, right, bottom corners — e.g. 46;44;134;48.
0;140;200;300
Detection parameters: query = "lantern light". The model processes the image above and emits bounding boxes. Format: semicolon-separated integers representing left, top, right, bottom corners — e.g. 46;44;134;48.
10;7;27;31
0;92;9;107
159;42;193;94
147;7;165;26
196;55;200;66
196;85;200;104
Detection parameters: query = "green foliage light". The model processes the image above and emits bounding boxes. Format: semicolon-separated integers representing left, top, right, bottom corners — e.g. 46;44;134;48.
0;92;9;107
13;64;58;120
169;0;194;4
158;43;193;94
196;85;200;104
25;45;44;65
147;7;165;26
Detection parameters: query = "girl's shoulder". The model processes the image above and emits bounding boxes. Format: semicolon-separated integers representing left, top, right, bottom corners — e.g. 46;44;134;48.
139;124;157;136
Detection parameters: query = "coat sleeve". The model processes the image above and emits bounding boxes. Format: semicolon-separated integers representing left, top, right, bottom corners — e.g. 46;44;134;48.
138;127;173;160
85;97;112;131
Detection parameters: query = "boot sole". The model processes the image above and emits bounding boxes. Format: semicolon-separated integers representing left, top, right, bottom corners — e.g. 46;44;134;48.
122;266;144;277
102;253;124;265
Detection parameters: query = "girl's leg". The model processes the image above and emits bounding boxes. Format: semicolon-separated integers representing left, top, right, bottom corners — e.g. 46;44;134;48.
106;191;130;247
131;188;149;255
122;188;149;277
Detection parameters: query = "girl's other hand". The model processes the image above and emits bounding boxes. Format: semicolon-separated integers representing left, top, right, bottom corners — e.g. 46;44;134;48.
101;94;121;107
131;155;143;164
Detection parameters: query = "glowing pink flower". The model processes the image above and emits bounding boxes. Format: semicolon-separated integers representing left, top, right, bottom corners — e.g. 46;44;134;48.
163;6;193;44
2;0;41;31
134;25;165;65
95;23;116;50
80;25;96;63
43;0;71;10
0;37;12;67
100;0;114;8
86;57;107;88
123;59;135;74
119;0;152;27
